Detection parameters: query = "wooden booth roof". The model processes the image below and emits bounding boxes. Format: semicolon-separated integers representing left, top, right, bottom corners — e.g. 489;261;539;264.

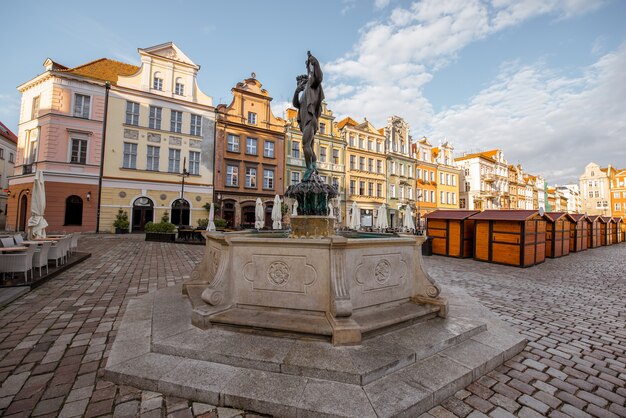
601;216;615;224
613;217;623;224
469;210;540;221
569;214;588;222
545;212;576;223
587;215;601;223
423;210;480;220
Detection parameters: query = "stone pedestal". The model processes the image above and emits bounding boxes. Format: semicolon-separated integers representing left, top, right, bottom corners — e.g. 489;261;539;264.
289;215;335;238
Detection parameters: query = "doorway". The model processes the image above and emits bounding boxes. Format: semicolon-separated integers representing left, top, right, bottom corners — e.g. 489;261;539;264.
171;199;190;226
18;194;28;232
132;197;154;231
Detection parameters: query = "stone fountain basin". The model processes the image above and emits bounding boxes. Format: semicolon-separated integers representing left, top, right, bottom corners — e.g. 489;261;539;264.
184;232;446;345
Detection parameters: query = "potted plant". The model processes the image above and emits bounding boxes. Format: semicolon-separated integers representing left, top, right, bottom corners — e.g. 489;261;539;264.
197;218;209;230
144;211;176;242
113;209;129;234
214;217;227;230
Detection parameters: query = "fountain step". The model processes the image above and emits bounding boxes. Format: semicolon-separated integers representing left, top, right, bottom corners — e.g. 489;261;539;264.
209;306;333;338
352;301;441;337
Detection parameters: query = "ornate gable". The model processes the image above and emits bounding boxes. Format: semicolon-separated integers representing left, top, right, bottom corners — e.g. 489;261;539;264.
140;42;198;68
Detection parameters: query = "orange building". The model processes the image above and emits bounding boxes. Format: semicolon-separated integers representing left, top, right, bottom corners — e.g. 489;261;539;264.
611;168;626;220
412;137;437;219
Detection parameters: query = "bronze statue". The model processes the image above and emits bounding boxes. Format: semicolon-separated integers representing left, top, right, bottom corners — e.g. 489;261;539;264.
293;51;325;182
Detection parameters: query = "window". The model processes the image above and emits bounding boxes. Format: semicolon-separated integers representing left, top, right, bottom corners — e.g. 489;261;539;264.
319;147;327;162
359;157;365;171
377;142;382;152
377;183;383;197
350;180;356;195
146;146;160;171
368;140;373;151
350;155;356;170
588;191;593;198
377;160;383;173
292;141;300;158
399;187;404;199
226;165;239;186
246;137;258;155
446;174;451;185
349;135;355;147
27;129;39;164
175;78;184;95
430;171;435;181
417;169;421;179
320;122;326;134
190;114;202;136
74;94;90;118
400;164;404;176
70;138;87;164
408;166;413;178
368;182;374;196
616;203;621;211
446;192;450;204
440;173;445;184
430;190;435;202
359;181;365;195
291;171;300;185
9;153;14;163
149;106;162;130
614;192;620;198
368;158;374;172
594;191;599;198
170;110;182;133
227;134;239;152
0;149;3;159
390;184;396;198
390;161;396;175
153;73;163;90
263;169;274;189
32;96;40;119
123;142;137;169
424;191;429;202
408;188;413;199
64;196;83;226
168;148;181;173
332;149;339;164
245;167;257;188
189;151;200;175
264;141;275;158
452;176;456;186
359;138;364;148
126;101;140;125
248;112;257;124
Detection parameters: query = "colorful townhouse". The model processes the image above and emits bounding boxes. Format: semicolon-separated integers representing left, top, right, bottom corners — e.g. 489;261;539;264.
579;162;616;216
8;57;136;233
384;116;416;228
507;165;518;209
285;103;345;219
433;141;460;212
455;149;508;210
99;43;216;232
556;185;582;213
413;137;438;218
340;117;386;228
611;169;626;219
214;74;285;229
0;122;17;229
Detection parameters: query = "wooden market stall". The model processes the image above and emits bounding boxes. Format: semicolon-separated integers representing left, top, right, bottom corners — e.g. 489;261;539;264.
601;217;615;245
569;214;589;252
614;217;624;243
587;215;602;248
545;212;574;258
424;210;480;258
598;217;611;246
469;210;547;268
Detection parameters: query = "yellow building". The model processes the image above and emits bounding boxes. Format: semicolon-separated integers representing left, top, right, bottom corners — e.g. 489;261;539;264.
99;42;216;232
285;103;345;207
433;141;460;211
339;117;386;227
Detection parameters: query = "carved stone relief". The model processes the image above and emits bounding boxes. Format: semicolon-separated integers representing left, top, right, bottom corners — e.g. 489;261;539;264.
243;255;316;293
124;129;138;140
355;253;407;292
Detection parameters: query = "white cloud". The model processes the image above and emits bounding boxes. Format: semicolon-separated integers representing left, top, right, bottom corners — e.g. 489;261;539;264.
374;0;391;9
323;0;613;184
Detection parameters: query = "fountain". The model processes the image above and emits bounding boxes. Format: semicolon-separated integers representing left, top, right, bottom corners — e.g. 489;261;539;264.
104;52;526;417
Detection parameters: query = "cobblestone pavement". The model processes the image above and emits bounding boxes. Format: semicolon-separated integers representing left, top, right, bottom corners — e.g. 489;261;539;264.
0;235;624;418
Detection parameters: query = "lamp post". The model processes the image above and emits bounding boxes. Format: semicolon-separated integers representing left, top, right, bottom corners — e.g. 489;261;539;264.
416;191;423;235
177;157;190;227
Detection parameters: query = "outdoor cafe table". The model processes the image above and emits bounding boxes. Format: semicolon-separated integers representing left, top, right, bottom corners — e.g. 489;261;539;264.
22;240;57;245
32;238;61;241
0;246;28;252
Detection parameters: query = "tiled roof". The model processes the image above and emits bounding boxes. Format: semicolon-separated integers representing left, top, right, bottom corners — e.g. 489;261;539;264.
60;58;139;85
337;117;358;130
423;210;480;220
469;210;540;221
0;121;17;144
455;149;498;162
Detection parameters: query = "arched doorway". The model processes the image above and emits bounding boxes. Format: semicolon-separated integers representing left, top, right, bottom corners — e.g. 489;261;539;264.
132;197;154;231
264;204;273;228
18;194;28;232
222;201;235;228
64;195;83;225
241;205;256;228
171;199;190;226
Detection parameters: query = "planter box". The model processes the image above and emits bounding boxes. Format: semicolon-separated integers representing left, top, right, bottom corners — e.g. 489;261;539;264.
115;228;129;234
145;232;176;242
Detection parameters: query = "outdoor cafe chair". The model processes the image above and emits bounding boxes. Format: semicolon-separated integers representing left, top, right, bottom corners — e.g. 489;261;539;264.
13;234;24;245
1;237;15;247
69;233;80;255
0;245;36;283
33;241;52;277
48;239;67;267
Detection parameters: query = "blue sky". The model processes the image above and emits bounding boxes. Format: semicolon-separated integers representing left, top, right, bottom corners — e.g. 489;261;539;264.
2;0;625;184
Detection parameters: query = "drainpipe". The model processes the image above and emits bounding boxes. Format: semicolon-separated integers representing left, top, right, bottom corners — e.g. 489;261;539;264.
95;81;111;233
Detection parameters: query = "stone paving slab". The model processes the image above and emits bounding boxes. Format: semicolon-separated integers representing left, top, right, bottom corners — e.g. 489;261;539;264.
0;235;624;417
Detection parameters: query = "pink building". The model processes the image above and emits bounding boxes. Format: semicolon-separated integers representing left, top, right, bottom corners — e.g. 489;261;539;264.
8;58;138;232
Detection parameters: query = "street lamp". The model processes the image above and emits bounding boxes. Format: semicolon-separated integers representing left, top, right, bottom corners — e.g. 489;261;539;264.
176;157;190;227
416;191;423;235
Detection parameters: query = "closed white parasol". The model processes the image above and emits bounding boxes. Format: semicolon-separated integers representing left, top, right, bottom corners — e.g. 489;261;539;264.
255;198;264;229
271;195;282;229
28;170;48;239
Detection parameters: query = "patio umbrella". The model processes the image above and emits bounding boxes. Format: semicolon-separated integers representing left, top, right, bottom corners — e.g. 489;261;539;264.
403;205;415;231
254;198;264;229
349;201;360;230
271;195;282;229
206;203;216;231
28;170;48;239
377;203;388;230
291;200;299;216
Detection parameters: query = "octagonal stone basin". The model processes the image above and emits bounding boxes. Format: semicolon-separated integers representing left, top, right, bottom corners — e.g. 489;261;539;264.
184;231;447;345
